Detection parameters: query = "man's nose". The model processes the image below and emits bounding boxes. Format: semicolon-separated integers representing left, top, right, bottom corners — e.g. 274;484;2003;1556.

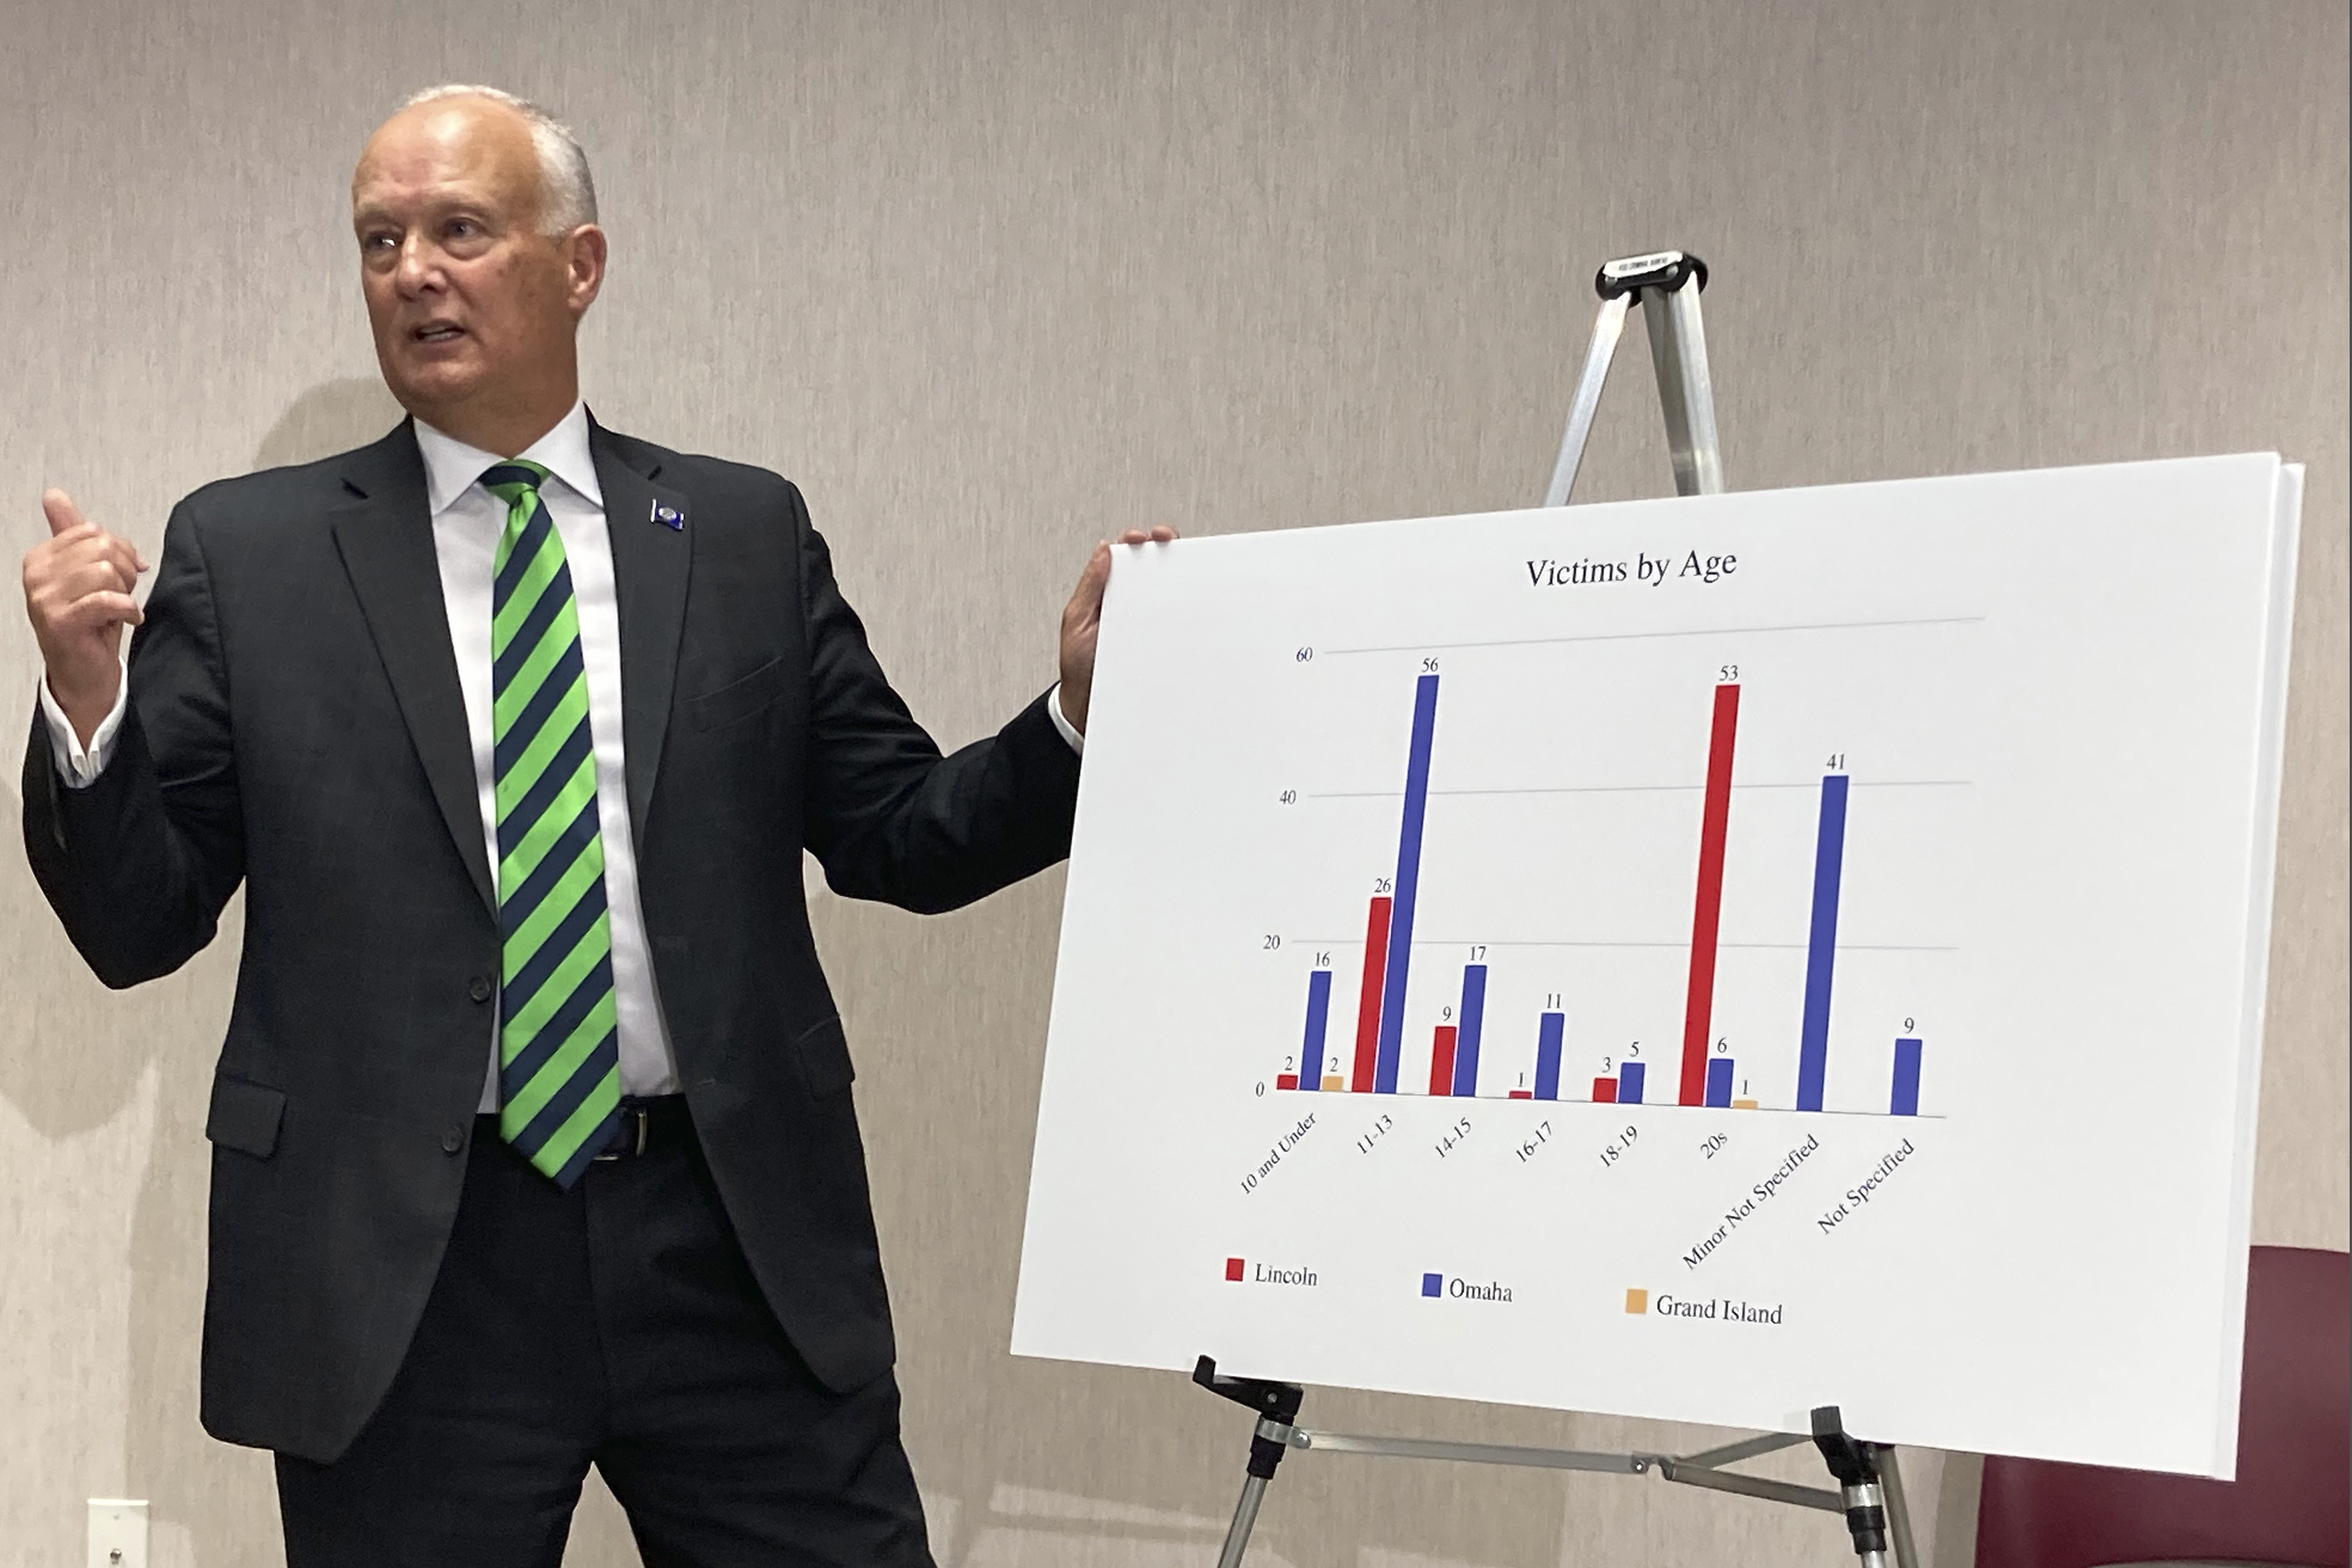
392;236;445;297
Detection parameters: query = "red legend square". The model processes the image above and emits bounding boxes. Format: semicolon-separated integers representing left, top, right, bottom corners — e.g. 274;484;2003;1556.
1225;1257;1246;1282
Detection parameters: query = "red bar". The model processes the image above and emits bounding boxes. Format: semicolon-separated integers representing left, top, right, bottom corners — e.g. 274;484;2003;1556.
1275;1073;1299;1091
1679;683;1742;1106
1592;1076;1619;1103
1350;898;1393;1092
1508;1089;1534;1100
1428;1025;1458;1096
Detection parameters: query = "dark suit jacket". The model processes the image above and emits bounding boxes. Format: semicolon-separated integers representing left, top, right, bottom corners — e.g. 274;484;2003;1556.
20;417;1080;1463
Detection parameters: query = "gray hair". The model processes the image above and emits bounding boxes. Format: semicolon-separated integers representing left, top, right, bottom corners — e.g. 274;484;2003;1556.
397;84;597;234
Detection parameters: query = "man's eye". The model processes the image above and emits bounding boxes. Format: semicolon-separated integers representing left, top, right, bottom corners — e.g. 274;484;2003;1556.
447;220;477;238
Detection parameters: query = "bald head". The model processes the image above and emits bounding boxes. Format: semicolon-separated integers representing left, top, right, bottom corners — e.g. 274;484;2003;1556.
387;85;597;234
351;89;607;456
357;94;552;234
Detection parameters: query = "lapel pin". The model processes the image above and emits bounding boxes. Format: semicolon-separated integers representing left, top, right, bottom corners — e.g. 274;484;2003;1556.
651;501;684;531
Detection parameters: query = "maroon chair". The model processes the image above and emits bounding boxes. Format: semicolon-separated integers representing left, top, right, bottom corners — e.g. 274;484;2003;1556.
1976;1245;2350;1568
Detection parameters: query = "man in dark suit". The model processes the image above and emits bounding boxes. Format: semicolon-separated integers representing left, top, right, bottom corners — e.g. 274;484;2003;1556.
19;84;1161;1566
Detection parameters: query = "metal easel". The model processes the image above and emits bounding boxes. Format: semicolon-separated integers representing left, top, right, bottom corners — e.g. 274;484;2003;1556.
1196;251;1921;1568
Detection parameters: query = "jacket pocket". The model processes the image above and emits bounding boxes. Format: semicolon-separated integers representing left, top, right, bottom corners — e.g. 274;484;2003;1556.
205;1075;286;1159
791;1014;857;1099
681;655;787;734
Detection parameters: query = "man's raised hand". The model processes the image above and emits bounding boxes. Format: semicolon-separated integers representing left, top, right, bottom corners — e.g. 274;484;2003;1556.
23;489;147;746
1057;526;1175;737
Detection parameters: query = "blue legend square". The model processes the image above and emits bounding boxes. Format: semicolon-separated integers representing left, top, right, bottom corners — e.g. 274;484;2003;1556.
1421;1272;1443;1298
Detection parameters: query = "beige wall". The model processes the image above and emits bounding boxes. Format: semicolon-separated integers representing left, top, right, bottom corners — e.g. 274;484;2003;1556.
2;2;2344;1564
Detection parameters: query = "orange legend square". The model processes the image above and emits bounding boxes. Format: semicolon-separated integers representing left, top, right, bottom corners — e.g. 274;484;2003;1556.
1624;1287;1649;1315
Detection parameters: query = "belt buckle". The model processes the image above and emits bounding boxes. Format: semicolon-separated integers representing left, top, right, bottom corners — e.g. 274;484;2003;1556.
593;1105;650;1162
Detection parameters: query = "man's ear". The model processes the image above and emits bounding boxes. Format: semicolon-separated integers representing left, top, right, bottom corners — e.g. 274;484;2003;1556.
567;224;608;316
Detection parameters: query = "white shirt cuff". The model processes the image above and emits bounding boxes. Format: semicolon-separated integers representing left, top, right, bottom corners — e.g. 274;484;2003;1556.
37;670;129;788
1047;682;1084;756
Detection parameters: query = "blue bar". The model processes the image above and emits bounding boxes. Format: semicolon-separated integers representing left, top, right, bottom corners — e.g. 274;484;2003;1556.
1795;774;1849;1112
1451;965;1486;1096
1619;1061;1646;1105
1534;1011;1564;1100
1705;1057;1734;1108
1891;1037;1923;1116
1298;969;1334;1090
1374;674;1441;1093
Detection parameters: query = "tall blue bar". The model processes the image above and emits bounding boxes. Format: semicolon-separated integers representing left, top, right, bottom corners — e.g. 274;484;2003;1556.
1891;1037;1923;1116
1705;1057;1735;1108
1451;964;1486;1097
1374;674;1441;1093
1795;773;1849;1112
1534;1011;1565;1100
1298;969;1334;1090
1618;1061;1646;1105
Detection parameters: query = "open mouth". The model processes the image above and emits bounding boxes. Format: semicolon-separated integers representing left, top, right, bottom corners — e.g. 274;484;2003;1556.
411;322;466;345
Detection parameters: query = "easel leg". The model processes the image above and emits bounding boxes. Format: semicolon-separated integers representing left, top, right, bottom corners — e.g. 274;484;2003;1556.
1878;1449;1919;1568
1195;1359;1307;1568
1813;1406;1898;1568
1218;1473;1270;1568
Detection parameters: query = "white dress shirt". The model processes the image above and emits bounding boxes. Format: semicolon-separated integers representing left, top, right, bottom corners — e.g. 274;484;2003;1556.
38;403;1086;1114
416;403;682;1107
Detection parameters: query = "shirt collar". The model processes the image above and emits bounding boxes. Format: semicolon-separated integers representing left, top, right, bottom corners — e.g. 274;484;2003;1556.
412;400;602;517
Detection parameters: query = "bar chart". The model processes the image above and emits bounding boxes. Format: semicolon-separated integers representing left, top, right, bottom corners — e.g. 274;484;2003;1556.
1269;664;1939;1121
1017;454;2296;1474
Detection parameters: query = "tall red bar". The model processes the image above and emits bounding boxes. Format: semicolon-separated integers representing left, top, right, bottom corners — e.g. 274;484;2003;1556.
1428;1026;1458;1096
1350;897;1393;1092
1679;683;1742;1106
1591;1076;1619;1103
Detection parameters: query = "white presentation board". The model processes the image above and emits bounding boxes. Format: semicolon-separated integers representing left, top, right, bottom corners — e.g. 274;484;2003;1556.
1012;455;2301;1478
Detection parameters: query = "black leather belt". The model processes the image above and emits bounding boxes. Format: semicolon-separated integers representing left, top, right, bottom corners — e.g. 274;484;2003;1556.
593;1096;694;1161
473;1095;693;1164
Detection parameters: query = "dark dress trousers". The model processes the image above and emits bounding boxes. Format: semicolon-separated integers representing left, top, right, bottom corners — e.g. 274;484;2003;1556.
20;417;1080;1466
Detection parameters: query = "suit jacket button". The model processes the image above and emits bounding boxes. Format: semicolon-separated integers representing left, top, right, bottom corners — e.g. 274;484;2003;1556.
441;1124;466;1155
468;975;494;1004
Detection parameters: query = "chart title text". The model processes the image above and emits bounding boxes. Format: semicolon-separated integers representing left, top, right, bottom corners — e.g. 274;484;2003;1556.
1525;549;1738;589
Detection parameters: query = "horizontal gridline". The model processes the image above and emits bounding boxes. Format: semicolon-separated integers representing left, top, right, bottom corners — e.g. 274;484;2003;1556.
1287;938;1958;952
1318;614;1986;658
1306;779;1973;799
1287;1092;1954;1123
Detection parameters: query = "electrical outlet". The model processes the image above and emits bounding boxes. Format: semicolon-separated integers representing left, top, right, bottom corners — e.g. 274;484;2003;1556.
87;1498;148;1568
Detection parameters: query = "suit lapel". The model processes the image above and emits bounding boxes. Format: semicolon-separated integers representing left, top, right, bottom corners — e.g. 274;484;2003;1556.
590;416;691;844
329;421;497;916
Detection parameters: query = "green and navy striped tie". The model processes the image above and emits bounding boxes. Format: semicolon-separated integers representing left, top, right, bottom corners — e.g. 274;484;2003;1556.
483;459;621;1188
